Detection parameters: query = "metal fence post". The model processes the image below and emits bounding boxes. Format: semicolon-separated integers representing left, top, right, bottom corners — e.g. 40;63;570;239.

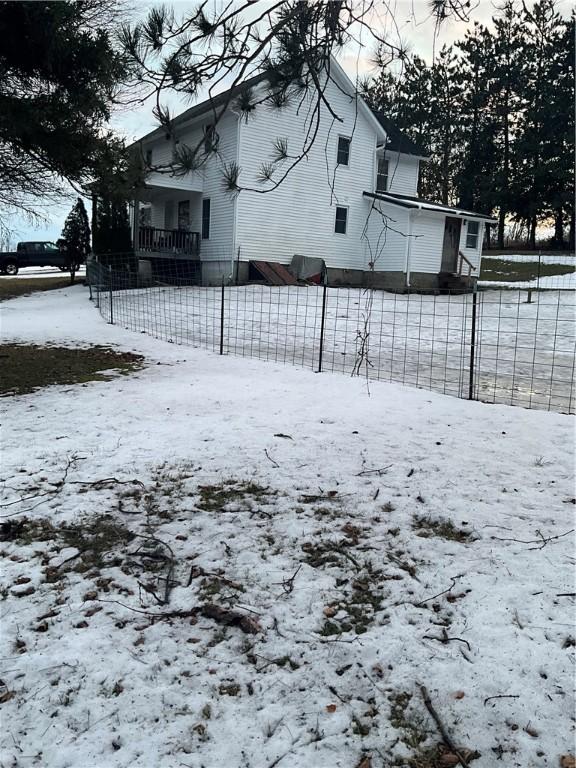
108;265;114;324
317;282;327;373
468;290;478;400
219;277;225;355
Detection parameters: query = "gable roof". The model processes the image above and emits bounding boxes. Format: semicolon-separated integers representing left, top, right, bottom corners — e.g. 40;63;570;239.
139;71;269;143
137;57;387;145
371;113;427;158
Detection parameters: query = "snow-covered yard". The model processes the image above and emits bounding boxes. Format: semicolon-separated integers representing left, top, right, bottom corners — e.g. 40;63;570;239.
1;286;575;768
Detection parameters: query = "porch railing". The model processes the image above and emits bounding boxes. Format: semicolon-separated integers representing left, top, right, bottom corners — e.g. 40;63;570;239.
458;250;477;277
137;227;200;257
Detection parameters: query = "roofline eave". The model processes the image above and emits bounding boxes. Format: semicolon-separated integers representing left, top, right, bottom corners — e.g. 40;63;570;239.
364;191;498;224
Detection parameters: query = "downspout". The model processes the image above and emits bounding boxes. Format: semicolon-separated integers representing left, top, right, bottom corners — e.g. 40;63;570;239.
230;113;241;284
404;211;413;289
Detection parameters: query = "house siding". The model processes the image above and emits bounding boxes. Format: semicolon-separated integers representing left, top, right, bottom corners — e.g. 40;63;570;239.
235;77;381;271
385;153;420;197
409;213;445;274
363;200;410;272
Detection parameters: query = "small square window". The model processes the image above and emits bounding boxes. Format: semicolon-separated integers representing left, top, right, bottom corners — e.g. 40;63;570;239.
337;136;350;166
202;198;211;240
376;156;389;192
466;220;479;249
334;206;348;235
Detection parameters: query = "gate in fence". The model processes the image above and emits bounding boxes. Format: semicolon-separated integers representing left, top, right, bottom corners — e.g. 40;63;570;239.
87;258;575;415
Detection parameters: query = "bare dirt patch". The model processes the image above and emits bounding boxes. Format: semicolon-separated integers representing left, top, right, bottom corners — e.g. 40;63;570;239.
0;343;144;396
0;277;73;302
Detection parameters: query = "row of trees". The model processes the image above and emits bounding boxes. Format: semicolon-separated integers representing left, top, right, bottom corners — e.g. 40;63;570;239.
364;0;574;249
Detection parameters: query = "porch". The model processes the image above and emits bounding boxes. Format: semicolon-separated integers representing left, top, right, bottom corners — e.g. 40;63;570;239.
137;226;200;258
132;186;203;260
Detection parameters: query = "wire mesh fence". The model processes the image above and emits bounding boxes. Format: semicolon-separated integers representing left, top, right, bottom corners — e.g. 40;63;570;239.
87;255;575;415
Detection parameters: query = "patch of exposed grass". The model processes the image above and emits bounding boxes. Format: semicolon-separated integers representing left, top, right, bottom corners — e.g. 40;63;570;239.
0;277;74;302
480;257;574;282
1;514;134;576
413;516;471;543
196;480;274;513
1;343;144;396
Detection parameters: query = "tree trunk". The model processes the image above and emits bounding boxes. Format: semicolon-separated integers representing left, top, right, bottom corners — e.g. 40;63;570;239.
529;215;537;249
553;208;564;248
497;209;506;248
569;209;575;251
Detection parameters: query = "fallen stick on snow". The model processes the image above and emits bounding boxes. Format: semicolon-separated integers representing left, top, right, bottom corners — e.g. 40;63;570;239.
419;685;471;767
491;528;574;550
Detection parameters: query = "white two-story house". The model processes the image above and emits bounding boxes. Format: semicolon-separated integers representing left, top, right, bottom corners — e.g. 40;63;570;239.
129;58;496;291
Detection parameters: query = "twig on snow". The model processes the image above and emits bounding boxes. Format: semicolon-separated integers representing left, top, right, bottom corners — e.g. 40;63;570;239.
356;465;392;477
264;449;280;468
483;694;520;707
416;576;462;607
419;685;469;767
491;528;574;550
423;628;471;652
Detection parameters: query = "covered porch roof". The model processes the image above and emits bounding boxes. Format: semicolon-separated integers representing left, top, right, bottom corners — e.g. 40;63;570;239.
364;191;497;224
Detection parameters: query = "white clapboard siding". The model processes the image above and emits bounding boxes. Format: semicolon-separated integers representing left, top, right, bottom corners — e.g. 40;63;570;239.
386;153;420;197
409;213;445;274
363;200;410;271
197;111;238;262
235;76;380;270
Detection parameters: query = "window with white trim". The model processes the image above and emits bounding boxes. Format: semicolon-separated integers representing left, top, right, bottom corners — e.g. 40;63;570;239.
334;206;348;235
337;136;351;166
376;156;389;192
466;220;479;249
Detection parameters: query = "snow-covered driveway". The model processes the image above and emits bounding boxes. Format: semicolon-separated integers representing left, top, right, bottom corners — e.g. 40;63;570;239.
1;286;574;768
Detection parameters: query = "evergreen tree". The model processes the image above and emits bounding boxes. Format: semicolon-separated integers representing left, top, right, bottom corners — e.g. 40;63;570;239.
0;1;130;220
455;24;498;218
92;196;133;265
364;0;571;249
516;0;573;247
61;199;91;283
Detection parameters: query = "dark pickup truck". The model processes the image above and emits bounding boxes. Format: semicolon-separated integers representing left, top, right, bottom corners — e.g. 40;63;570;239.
0;241;82;275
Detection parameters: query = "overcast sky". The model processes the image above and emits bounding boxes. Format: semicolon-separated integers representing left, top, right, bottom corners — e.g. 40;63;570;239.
9;0;572;244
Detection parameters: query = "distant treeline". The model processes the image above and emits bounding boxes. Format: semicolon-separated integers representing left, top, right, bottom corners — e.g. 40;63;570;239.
363;0;574;249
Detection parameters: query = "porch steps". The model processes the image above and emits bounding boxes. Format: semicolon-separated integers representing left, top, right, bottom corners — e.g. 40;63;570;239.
250;261;298;286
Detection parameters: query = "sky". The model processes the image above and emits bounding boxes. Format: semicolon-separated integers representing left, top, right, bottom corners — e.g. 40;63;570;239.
7;0;572;245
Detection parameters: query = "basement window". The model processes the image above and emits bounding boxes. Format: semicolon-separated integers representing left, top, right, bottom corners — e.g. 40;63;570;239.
334;206;348;235
466;220;479;249
376;156;389;192
337;136;351;166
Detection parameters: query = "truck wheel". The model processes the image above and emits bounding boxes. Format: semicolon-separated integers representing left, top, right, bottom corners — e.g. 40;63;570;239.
4;261;18;276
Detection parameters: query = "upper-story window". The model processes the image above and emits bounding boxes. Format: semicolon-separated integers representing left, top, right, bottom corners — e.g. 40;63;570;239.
145;148;153;167
204;124;219;153
376;156;389;192
337;136;351;166
466;220;480;249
